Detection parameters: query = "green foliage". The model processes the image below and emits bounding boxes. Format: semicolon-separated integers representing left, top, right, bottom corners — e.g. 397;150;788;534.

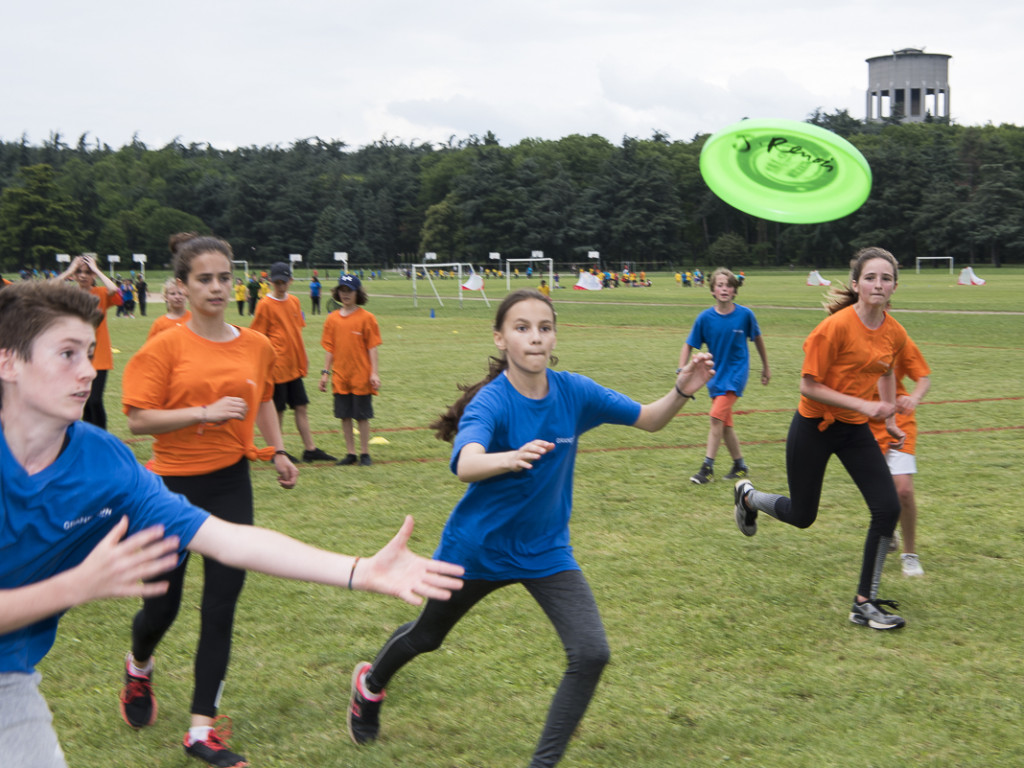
0;164;87;268
707;232;747;267
5;122;1024;274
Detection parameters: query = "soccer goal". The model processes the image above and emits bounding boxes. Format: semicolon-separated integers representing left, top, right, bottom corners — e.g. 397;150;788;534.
412;262;488;307
915;256;953;274
505;256;553;293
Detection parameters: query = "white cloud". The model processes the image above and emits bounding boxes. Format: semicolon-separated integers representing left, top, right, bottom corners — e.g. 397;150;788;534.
1;0;1021;149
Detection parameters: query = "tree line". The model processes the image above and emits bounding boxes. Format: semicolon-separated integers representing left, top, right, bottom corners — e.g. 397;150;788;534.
1;110;1022;275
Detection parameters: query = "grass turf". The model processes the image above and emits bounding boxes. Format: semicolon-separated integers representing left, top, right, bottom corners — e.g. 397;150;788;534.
43;267;1023;767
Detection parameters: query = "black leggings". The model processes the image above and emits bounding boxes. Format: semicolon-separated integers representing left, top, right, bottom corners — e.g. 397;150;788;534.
365;569;610;768
82;369;107;430
759;414;899;598
130;459;253;718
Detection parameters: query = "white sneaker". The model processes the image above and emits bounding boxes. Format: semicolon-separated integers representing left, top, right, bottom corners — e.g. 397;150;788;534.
888;529;901;553
900;553;924;577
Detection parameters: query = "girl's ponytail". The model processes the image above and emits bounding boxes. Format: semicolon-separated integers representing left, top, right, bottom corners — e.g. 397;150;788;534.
430;356;508;442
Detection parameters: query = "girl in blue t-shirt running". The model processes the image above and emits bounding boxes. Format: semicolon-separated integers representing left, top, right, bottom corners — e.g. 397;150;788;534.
346;288;714;768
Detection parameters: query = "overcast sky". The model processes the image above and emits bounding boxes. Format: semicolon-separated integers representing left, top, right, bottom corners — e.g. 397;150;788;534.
3;1;1020;151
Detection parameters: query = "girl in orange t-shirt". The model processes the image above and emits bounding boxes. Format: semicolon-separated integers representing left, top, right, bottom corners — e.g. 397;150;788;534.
868;337;931;577
55;254;123;429
146;278;191;340
319;274;381;465
120;233;297;765
733;248;915;631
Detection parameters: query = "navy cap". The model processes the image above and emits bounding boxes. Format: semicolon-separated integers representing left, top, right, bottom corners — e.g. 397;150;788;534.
269;262;292;281
337;273;361;291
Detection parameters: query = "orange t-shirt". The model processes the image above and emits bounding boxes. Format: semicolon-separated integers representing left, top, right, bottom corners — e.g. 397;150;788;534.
869;336;930;455
90;286;123;371
121;324;276;476
249;293;308;383
146;311;191;340
321;308;382;396
798;305;908;429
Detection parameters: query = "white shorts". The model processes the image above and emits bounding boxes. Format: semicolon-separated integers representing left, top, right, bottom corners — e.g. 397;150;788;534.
885;448;917;476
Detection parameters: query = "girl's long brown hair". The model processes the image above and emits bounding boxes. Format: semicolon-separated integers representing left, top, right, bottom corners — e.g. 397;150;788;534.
430;288;557;442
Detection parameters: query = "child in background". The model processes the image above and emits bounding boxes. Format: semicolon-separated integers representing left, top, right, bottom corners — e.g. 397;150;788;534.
233;278;247;316
681;267;769;484
346;288;714;768
319;274;381;466
309;273;322;315
54;254;122;430
868;336;931;577
250;261;336;463
146;278;191;340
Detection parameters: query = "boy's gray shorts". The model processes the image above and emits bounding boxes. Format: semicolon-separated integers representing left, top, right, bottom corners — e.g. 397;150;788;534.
0;672;67;768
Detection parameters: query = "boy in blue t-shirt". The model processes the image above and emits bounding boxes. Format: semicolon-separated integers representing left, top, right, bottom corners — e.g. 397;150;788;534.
680;267;770;484
0;280;463;768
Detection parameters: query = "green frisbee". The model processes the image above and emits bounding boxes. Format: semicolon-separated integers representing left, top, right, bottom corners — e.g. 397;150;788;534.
700;118;872;224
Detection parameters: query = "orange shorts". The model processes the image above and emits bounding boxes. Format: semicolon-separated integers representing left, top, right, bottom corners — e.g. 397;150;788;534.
709;392;739;427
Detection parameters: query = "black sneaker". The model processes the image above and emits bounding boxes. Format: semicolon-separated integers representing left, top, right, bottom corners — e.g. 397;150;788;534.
283;452;300;464
119;653;158;729
724;465;749;480
359;453;373;466
690;464;713;485
337;454;358;466
348;661;385;745
849;598;906;630
183;716;248;767
302;447;337;462
733;479;757;536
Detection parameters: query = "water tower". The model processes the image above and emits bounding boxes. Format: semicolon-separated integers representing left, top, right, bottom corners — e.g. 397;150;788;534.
866;48;951;122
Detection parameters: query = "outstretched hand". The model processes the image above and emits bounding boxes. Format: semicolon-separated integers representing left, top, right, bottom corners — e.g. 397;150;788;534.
355;516;464;606
71;517;180;604
676;351;715;395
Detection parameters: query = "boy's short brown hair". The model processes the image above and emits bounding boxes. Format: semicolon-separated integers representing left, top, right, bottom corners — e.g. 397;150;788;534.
708;267;741;291
0;280;101;361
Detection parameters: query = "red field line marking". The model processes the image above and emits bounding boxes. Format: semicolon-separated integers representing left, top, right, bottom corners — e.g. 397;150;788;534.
245;422;1023;470
122;395;1023;447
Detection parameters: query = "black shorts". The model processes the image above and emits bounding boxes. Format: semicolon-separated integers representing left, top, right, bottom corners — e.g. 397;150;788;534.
272;378;310;412
333;393;374;420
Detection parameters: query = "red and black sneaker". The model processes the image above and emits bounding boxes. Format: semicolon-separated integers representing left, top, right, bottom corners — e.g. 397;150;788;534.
119;653;157;729
183;716;249;767
347;661;385;745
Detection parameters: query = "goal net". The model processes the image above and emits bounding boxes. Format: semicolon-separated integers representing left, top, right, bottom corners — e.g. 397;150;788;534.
505;257;553;293
411;262;488;307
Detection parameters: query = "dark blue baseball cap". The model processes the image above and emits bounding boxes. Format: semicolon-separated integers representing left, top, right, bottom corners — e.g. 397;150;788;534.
337;273;361;290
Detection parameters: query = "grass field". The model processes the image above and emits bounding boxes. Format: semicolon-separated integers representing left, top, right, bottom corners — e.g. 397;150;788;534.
44;266;1023;767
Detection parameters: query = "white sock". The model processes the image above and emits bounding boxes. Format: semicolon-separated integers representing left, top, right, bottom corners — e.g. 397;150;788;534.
358;668;384;701
128;655;153;677
188;726;214;745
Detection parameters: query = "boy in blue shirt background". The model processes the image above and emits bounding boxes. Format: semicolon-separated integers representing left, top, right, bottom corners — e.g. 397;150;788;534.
680;267;770;484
